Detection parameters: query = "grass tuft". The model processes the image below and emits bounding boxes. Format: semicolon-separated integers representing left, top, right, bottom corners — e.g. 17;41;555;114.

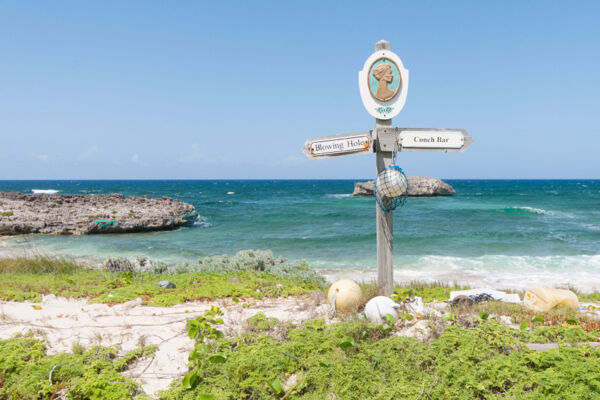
0;256;81;274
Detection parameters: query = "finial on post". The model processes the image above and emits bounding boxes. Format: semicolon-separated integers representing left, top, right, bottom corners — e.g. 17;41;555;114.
375;40;391;51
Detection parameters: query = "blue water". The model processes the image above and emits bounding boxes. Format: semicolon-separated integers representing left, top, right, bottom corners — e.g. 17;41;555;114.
1;180;600;290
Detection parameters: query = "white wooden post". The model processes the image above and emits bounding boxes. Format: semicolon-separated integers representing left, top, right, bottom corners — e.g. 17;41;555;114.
374;40;394;296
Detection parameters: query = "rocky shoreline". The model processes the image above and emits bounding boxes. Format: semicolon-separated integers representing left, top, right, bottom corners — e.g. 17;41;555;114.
0;192;198;235
353;176;455;197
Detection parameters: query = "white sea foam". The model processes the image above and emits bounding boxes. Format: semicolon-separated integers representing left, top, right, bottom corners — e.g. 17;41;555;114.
32;189;59;194
193;216;212;228
509;206;550;215
326;194;352;199
320;254;600;293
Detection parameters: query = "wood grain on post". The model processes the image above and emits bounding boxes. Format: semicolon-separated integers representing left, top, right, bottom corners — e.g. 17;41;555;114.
375;39;395;296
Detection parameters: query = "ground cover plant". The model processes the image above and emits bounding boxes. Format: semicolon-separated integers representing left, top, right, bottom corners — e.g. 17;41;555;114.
0;337;155;400
0;251;325;306
161;315;600;400
4;253;600;398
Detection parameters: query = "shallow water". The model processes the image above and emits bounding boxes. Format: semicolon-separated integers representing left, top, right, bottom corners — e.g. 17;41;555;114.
1;180;599;290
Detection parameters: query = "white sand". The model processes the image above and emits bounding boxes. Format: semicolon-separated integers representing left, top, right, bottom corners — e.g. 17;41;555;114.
0;294;330;398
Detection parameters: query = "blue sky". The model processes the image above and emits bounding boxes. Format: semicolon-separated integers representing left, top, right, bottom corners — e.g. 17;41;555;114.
1;1;599;179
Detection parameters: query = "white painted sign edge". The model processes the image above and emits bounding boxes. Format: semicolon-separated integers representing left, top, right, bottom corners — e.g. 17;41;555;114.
302;131;373;159
397;128;472;153
358;49;409;120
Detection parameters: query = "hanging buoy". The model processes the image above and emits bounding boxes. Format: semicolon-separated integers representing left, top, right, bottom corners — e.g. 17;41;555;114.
327;279;363;314
374;165;408;212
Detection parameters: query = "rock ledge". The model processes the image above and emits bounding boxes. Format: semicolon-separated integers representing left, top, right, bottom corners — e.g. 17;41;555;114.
352;176;455;197
0;192;198;235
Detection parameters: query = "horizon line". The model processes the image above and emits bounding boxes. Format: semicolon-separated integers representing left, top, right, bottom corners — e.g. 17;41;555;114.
1;178;600;182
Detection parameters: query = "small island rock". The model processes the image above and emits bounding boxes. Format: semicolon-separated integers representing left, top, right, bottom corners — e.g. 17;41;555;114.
352;176;455;197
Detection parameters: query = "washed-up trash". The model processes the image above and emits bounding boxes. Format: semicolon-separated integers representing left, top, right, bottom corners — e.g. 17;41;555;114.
328;279;362;315
449;289;521;304
158;280;176;289
364;296;401;323
523;287;578;312
404;296;425;315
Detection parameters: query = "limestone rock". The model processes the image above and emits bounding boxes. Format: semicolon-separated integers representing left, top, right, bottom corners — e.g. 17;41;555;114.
158;280;176;289
352;176;455;197
0;191;198;235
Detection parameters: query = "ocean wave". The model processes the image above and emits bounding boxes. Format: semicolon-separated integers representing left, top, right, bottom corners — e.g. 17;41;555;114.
32;189;59;194
192;216;213;228
578;223;600;231
505;206;551;215
320;254;600;293
399;254;600;292
326;193;352;199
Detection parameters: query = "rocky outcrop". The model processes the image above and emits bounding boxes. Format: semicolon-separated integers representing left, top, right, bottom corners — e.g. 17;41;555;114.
352;176;455;197
0;192;198;235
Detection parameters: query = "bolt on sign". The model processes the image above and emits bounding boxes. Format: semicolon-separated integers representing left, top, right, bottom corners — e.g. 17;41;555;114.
301;40;473;295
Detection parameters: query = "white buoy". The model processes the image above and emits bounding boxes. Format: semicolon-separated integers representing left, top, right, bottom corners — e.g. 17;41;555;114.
364;296;401;324
327;279;362;314
375;168;408;198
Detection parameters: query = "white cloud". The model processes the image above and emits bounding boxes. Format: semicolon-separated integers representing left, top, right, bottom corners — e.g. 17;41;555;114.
131;153;148;167
281;154;306;166
77;145;100;161
32;153;49;162
179;142;232;165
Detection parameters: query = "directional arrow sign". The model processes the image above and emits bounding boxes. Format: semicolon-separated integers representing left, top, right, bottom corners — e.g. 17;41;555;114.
398;128;472;153
302;131;373;159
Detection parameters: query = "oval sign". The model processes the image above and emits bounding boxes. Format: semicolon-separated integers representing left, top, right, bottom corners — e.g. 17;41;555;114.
358;49;409;120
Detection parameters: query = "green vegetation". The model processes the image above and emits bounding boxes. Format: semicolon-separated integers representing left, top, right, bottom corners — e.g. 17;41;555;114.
0;252;324;306
0;337;155;400
4;253;600;398
160;315;600;400
0;211;13;217
393;281;464;303
246;312;280;332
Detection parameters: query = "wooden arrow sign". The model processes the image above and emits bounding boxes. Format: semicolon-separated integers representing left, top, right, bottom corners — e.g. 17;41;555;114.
302;131;373;159
398;128;472;153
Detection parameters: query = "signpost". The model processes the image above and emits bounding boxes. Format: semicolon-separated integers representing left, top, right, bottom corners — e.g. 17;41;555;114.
301;40;472;295
398;129;472;152
302;131;372;159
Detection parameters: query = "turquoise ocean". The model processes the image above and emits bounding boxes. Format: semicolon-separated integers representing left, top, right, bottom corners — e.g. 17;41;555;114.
1;180;599;291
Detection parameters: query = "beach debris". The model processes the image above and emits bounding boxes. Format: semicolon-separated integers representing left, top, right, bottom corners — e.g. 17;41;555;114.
523;287;578;312
327;279;362;315
158;280;176;289
364;296;401;323
449;289;521;304
404;296;425;315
